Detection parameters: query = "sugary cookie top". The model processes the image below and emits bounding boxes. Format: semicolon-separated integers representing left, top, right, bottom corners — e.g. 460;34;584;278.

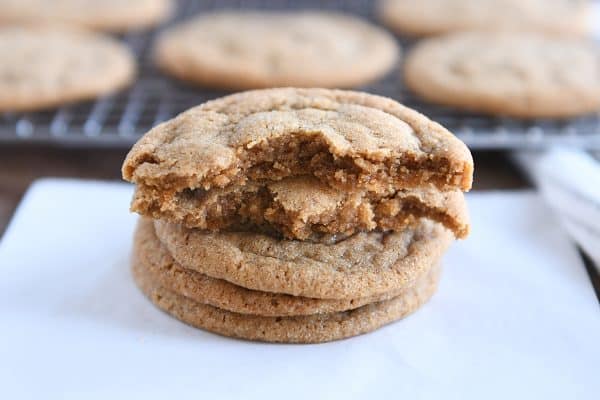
404;31;600;117
0;25;135;111
153;217;453;299
153;11;399;89
123;88;473;192
379;0;589;36
134;218;404;317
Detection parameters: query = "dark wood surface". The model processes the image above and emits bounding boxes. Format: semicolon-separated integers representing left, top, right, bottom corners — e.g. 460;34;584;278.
0;146;529;236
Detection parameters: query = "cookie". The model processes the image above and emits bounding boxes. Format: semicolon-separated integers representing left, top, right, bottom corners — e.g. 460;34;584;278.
0;0;173;32
0;26;135;112
378;0;589;37
153;11;399;89
131;176;469;239
404;31;600;118
133;218;424;316
133;252;441;343
153;216;452;299
122;88;473;200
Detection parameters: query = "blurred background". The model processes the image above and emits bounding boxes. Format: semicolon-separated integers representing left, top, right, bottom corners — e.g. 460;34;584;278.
0;0;598;294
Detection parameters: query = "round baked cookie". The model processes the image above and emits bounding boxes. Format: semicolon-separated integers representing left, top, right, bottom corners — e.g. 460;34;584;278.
153;11;399;90
404;31;600;118
153;217;452;300
0;26;135;112
378;0;590;37
0;0;173;32
133;218;423;316
132;176;469;240
133;254;441;343
122;88;473;197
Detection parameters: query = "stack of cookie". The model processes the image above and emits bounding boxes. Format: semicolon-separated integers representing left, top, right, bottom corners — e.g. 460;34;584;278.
122;88;474;343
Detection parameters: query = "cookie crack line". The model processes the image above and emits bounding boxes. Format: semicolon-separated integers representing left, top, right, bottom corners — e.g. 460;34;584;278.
122;88;474;195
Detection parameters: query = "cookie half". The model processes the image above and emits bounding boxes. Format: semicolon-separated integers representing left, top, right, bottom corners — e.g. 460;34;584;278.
154;11;399;90
122;88;473;196
0;0;173;32
0;25;135;112
404;31;600;118
133;252;441;343
132;176;469;239
153;217;452;300
378;0;590;37
134;218;418;316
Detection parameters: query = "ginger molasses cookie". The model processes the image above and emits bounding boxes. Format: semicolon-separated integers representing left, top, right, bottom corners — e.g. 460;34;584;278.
122;88;473;199
378;0;589;37
152;218;452;300
0;26;135;112
153;11;399;89
404;31;600;118
133;218;421;317
0;0;173;32
131;176;469;239
133;253;441;343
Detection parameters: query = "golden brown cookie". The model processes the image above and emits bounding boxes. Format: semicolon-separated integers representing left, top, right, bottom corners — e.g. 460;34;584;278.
133;218;423;316
122;88;473;198
0;25;135;112
378;0;590;37
153;217;452;300
153;11;399;90
131;176;469;239
133;251;441;343
404;31;600;118
0;0;173;32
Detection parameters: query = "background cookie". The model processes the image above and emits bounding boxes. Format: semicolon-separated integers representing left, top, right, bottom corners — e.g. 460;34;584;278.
134;218;422;316
378;0;590;37
0;26;135;112
133;254;441;343
0;0;173;32
153;11;399;89
153;218;452;299
404;31;600;118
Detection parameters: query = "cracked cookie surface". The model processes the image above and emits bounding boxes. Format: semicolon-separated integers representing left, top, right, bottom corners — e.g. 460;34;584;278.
133;248;441;343
122;88;473;196
134;218;422;316
153;217;452;299
0;25;135;111
132;176;469;239
404;31;600;118
154;11;399;90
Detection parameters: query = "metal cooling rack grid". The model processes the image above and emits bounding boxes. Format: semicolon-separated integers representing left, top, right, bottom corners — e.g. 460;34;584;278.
1;0;600;149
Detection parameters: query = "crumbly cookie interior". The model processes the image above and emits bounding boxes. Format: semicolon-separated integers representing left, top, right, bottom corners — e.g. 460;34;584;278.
132;176;468;240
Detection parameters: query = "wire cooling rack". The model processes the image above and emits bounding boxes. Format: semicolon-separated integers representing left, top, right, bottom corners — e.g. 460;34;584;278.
1;0;600;149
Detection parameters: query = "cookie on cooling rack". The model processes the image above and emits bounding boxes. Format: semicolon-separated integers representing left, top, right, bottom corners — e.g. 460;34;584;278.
404;31;600;118
0;26;135;112
153;11;399;89
0;0;173;32
378;0;590;37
